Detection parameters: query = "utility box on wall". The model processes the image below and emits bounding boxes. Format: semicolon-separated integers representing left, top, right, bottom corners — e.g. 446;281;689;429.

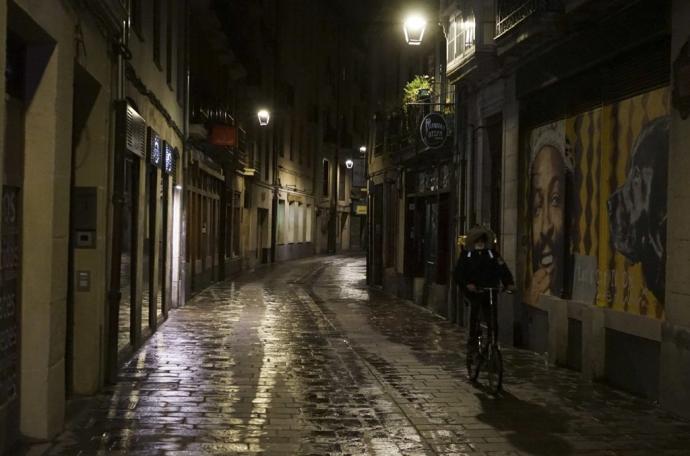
72;187;97;249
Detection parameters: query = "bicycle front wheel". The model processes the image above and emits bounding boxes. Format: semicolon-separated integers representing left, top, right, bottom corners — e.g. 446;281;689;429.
486;345;503;393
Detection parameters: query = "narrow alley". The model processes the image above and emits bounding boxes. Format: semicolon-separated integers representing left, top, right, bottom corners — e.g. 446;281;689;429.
40;257;690;456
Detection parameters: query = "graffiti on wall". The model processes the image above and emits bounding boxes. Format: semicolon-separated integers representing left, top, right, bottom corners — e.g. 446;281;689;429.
526;122;573;306
524;87;670;318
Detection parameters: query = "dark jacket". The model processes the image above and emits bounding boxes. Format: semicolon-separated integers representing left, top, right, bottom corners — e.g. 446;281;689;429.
454;248;514;290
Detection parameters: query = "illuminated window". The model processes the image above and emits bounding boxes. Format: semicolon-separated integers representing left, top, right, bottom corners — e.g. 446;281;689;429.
277;200;285;244
153;0;162;68
322;160;329;196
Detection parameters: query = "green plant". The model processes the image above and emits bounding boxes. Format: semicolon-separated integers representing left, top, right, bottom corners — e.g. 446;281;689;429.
403;75;433;112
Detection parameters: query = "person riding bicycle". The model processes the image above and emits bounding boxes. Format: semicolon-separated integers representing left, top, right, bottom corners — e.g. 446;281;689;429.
454;226;515;364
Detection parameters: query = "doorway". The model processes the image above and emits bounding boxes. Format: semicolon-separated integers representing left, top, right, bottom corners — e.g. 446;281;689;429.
67;62;102;395
372;184;384;285
257;208;269;263
350;215;363;250
156;170;169;320
486;115;503;240
118;156;139;355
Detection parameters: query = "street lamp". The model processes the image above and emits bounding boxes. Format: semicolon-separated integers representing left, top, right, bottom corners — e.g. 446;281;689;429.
403;13;427;46
257;109;271;126
345;159;354;169
359;146;366;153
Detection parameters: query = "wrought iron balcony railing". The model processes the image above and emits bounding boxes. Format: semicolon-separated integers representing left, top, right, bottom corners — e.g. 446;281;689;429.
495;0;563;38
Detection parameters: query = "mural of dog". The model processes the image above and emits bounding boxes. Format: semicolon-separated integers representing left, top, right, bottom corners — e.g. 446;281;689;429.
607;116;669;302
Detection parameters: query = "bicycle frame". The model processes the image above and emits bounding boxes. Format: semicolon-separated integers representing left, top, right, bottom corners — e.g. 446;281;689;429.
480;287;501;348
468;286;507;393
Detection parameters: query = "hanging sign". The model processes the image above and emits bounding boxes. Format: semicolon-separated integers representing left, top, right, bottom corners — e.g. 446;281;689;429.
148;128;163;168
420;112;448;149
209;124;237;147
164;143;175;175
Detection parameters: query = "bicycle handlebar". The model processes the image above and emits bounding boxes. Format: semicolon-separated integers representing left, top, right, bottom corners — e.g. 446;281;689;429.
478;286;514;294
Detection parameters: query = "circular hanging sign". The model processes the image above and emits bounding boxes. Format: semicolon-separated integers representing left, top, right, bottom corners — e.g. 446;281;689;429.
420;112;448;149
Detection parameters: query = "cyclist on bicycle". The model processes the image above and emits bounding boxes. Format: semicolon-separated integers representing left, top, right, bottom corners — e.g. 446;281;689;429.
454;227;515;365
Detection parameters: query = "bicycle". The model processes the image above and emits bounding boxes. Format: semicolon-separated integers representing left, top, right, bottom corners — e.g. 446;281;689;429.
466;286;511;393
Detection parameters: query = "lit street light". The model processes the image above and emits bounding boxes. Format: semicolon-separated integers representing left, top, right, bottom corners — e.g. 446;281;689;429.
403;13;427;46
359;146;366;153
257;109;271;126
345;159;354;169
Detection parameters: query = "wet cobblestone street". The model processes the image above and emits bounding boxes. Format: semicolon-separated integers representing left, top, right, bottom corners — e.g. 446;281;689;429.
42;256;690;455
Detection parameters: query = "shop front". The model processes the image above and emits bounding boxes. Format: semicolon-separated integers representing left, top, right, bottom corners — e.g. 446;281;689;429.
110;102;180;374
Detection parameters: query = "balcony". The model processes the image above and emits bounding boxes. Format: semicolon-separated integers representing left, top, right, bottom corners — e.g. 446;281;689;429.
446;14;476;73
495;0;563;38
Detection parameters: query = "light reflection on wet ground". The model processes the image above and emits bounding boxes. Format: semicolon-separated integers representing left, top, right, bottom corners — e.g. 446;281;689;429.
41;255;690;455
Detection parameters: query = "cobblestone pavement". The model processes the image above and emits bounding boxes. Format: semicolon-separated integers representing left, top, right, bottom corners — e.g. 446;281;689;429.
40;256;690;455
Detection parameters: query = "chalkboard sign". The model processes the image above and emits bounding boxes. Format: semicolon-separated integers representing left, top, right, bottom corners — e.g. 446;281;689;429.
0;186;20;427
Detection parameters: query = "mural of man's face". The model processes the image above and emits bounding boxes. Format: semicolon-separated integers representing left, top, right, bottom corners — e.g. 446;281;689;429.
530;145;565;296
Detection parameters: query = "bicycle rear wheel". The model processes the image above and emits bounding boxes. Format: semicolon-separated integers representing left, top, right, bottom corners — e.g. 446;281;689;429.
485;345;503;393
467;345;481;382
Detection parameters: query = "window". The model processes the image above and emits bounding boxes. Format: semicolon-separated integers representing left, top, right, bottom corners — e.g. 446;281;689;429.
446;20;456;62
225;202;232;258
339;163;346;201
277;200;285;244
464;15;476;47
279;120;285;157
153;0;162;68
287;202;295;243
306;205;312;242
264;133;270;181
295;204;304;243
298;123;303;165
307;133;312;168
131;0;143;38
385;183;397;268
176;1;185;105
233;191;241;256
166;0;173;85
289;118;295;161
253;138;260;176
286;84;295;106
447;13;476;64
322;160;329;196
293;203;301;243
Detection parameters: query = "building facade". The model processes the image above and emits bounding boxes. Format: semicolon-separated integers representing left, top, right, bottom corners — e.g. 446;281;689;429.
364;0;690;420
0;0;187;450
365;0;456;320
438;0;690;417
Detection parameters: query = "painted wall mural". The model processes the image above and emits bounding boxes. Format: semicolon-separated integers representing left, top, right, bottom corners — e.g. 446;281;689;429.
526;121;572;306
524;87;670;319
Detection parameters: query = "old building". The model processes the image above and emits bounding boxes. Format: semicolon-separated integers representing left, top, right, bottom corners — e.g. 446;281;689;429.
0;1;107;448
182;0;369;298
312;2;368;253
0;0;187;450
186;0;250;294
365;0;455;319
115;0;186;375
362;0;690;420
439;0;690;418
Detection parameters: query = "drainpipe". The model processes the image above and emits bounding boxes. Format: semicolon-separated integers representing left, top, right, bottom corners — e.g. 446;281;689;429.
106;3;130;384
328;21;342;255
270;2;280;263
180;0;190;305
